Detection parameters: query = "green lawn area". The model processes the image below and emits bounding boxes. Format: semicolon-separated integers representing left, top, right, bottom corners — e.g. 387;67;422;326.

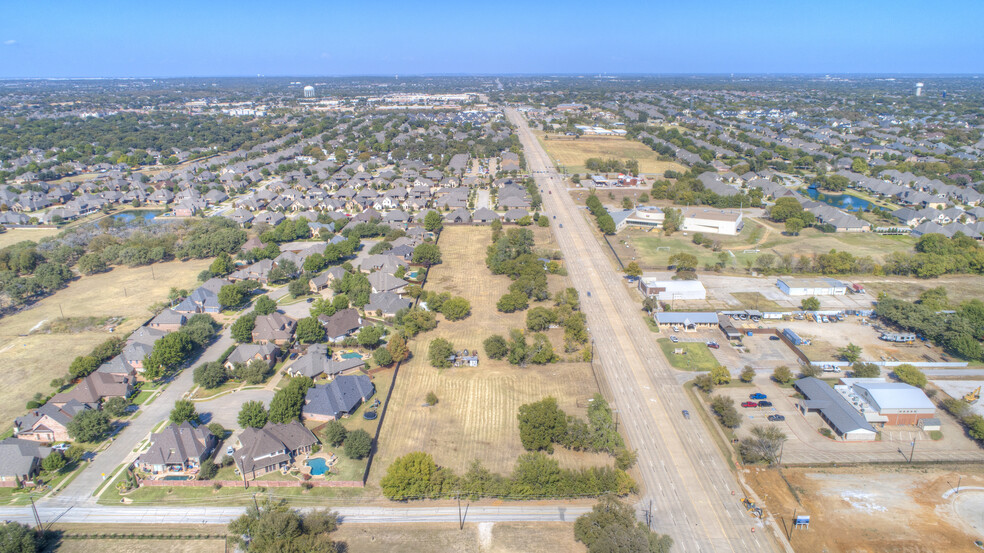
131;390;155;405
657;338;722;371
628;219;766;270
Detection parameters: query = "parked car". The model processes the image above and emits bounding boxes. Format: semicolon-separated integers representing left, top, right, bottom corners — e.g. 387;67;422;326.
706;342;720;349
769;335;781;341
682;410;690;419
52;443;70;451
670;336;679;343
226;446;235;455
767;414;786;422
750;393;767;400
741;401;758;408
757;401;773;407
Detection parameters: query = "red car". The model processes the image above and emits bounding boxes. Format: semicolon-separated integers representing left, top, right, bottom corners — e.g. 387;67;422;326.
741;401;758;408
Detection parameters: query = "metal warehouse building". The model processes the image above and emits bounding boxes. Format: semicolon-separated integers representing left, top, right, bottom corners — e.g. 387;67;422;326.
638;279;706;301
776;277;848;296
794;377;877;441
851;381;936;425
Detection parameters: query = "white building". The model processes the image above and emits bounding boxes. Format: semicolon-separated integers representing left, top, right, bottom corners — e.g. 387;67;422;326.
303;85;316;98
638;279;706;301
680;208;744;235
776;277;847;296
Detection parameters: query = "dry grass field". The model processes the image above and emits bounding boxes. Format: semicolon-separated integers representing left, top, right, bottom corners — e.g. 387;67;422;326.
0;259;209;426
334;522;584;553
370;225;612;484
0;227;62;250
535;132;686;175
55;539;225;553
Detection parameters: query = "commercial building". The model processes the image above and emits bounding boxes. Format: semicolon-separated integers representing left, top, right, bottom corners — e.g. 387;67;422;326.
847;380;936;425
638;279;706;301
654;312;719;332
794;377;877;441
776;277;847;296
680;208;744;235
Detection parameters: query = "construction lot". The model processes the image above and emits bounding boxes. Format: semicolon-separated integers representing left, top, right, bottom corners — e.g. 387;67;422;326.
713;375;984;464
370;225;612;484
745;464;984;553
0;259;210;427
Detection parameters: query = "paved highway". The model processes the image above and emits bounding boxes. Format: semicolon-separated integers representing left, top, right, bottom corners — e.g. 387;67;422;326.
507;108;782;553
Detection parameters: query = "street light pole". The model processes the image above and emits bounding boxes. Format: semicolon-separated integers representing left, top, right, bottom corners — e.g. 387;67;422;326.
909;439;916;463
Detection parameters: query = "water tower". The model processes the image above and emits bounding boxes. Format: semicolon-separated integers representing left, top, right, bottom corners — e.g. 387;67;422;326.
303;85;316;98
915;82;924;97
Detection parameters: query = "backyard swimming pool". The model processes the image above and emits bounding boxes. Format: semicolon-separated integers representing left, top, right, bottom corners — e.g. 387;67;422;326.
162;475;191;481
306;457;328;476
341;352;362;360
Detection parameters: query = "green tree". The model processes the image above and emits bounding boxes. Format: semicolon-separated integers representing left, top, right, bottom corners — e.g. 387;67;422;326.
800;297;820;311
772;366;793;384
440;297;471;321
740;425;788;465
426;391;439;405
517;397;568;453
710;395;741;428
423;211;444;233
170;400;199;425
218;284;246;308
496;291;529;313
428;338;455;368
839;343;863;363
357;325;383;348
852;362;881;378
484;334;509;359
893;364;927;388
785;218;805;235
527;333;556;364
77;253;108;275
143;332;194;379
323;420;347;446
344;429;372;459
228;498;339;553
0;521;49;553
296;317;326;343
740;367;756;383
412;242;443;266
525;306;556;331
42;451;67;473
238;400;269;429
67;409;111;442
851;157;869;174
574;495;673;553
199;458;218;480
642;296;660;314
662;207;682;235
668;252;698;272
209;252;234;276
694;374;714;393
288;277;311;299
624;261;642;278
69;356;99;379
380;451;439;500
103;396;129;418
373;346;393;367
194;361;228;389
253;295;277;316
710;365;731;385
231;312;257;343
268;377;314;423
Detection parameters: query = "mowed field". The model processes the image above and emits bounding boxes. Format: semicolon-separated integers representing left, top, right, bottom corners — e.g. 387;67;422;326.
55;539;225;553
370;225;611;484
535;132;686;175
0;259;209;426
0;227;62;250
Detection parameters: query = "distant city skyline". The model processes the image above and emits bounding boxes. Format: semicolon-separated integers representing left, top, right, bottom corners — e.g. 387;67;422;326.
2;0;982;78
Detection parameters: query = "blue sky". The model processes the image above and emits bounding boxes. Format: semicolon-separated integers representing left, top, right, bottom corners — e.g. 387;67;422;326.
1;0;981;77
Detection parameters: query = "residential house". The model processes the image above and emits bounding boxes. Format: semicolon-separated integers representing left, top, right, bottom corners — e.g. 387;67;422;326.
49;372;134;409
319;308;363;343
286;344;365;378
367;272;408;295
0;438;51;487
148;309;186;332
136;422;217;476
251;312;297;345
234;421;318;479
302;375;376;422
309;267;346;293
363;292;413;317
13;400;89;443
224;343;279;371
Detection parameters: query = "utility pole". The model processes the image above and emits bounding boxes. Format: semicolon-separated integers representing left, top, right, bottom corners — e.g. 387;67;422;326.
909;439;916;463
457;492;464;530
648;499;653;531
29;495;42;532
252;493;259;511
790;508;797;542
777;440;785;466
59;304;65;318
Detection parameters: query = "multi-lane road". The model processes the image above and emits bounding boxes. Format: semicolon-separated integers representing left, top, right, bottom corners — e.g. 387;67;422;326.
507;108;783;553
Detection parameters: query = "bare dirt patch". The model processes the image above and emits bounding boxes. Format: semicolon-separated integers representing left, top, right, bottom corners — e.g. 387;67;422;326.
745;465;984;553
370;226;610;484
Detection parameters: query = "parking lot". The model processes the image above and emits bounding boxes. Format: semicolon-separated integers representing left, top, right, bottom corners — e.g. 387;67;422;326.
710;375;984;464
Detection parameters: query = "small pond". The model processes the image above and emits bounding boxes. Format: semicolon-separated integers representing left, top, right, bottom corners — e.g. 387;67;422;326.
112;210;163;223
804;187;874;212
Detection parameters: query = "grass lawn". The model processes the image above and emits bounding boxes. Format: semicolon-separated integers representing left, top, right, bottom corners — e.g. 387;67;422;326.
657;338;722;371
131;390;155;405
371;226;613;485
0;259;210;426
535;132;687;175
54;539;225;553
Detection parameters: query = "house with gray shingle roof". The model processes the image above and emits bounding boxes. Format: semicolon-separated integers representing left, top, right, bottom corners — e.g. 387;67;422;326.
303;374;375;422
14;400;89;443
0;438;51;486
234;421;318;479
136;422;217;476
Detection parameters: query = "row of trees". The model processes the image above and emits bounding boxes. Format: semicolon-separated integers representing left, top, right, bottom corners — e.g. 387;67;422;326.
585;194;617;234
876;292;983;361
482;330;556;366
516;396;633;462
585;157;640;176
143;314;219;379
380;451;636;501
236;376;315;428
